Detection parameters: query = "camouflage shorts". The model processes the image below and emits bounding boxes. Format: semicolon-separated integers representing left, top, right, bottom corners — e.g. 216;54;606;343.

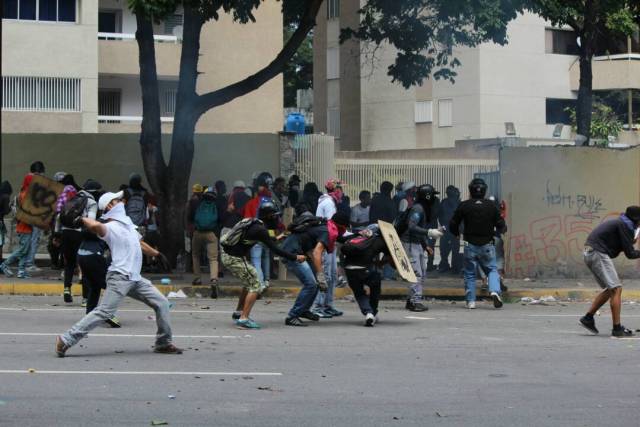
221;252;261;293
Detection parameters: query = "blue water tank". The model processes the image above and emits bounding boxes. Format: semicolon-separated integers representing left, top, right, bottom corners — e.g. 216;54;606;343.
285;113;306;135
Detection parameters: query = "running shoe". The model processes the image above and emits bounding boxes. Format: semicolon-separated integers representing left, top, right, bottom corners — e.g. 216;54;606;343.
612;326;634;338
491;292;503;308
300;311;320;321
55;336;69;358
81;299;87;308
105;317;122;328
16;270;30;279
231;311;241;320
579;315;598;334
0;264;14;278
466;301;476;309
407;301;429;312
365;313;376;327
236;318;261;330
324;307;343;317
63;287;72;303
311;308;333;319
154;344;184;354
285;316;307;327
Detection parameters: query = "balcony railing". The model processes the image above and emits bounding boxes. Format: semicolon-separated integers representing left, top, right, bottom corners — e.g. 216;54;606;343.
98;115;174;123
98;32;179;43
594;53;640;61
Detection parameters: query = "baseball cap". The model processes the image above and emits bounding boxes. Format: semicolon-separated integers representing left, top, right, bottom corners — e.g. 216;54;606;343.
192;183;204;193
98;191;124;211
325;178;345;192
233;180;246;189
625;206;640;223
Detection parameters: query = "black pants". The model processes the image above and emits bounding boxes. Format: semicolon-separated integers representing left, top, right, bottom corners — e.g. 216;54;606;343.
439;231;462;272
78;254;107;314
62;229;82;288
345;269;381;316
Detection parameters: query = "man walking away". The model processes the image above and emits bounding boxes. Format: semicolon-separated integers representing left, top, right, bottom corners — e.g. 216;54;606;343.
397;184;443;311
438;186;462;274
370;181;397;280
221;201;305;329
24;161;46;273
56;191;180;357
124;173;149;232
189;187;220;296
426;191;441;272
449;179;506;310
579;206;640;338
57;175;82;303
350;190;371;232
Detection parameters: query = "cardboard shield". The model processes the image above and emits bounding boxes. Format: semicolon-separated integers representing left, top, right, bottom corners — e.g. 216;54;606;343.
378;220;417;283
282;207;295;228
15;175;64;230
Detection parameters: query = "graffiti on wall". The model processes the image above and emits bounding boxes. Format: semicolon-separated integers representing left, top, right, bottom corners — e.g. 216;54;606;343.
544;180;607;220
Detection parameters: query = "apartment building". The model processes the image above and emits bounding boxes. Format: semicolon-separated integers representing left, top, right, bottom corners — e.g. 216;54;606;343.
314;0;640;151
2;0;283;134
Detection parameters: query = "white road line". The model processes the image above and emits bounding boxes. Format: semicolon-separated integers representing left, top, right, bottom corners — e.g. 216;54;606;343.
405;316;435;320
527;314;640;318
0;370;281;376
610;337;640;340
0;332;248;339
0;307;230;314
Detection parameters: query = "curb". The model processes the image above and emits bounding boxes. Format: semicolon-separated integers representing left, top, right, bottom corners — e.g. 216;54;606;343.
2;282;640;301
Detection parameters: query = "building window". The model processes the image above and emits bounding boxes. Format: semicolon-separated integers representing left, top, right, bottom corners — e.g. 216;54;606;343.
3;0;76;22
163;90;177;115
415;101;433;123
545;98;576;125
327;47;339;80
438;99;453;127
327;0;339;19
2;76;81;112
327;108;340;138
98;90;121;123
164;14;183;35
545;29;580;55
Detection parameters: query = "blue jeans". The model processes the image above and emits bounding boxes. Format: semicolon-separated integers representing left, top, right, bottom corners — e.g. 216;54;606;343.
286;260;319;318
1;232;31;272
464;243;500;302
313;251;336;309
25;227;42;268
250;243;271;285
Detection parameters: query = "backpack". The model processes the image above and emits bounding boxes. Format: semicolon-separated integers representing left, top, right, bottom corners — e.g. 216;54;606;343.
341;233;379;260
125;189;147;226
393;208;412;237
60;193;89;228
287;214;326;234
194;200;218;231
220;218;261;249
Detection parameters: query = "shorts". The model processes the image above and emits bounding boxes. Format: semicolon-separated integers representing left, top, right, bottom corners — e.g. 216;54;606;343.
221;252;261;293
584;249;621;290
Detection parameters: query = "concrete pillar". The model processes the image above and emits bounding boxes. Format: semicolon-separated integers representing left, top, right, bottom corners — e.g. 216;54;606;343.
279;131;296;179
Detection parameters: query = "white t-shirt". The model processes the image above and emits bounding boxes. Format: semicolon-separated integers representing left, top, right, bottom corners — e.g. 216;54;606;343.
100;220;143;281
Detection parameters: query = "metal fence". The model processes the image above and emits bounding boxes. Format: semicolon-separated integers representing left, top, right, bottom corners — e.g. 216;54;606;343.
335;158;499;201
292;134;335;187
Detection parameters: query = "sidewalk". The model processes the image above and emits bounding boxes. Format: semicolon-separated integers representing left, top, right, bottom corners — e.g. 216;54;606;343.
2;267;640;301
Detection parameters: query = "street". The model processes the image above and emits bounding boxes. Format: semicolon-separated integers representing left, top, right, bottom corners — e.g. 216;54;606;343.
0;295;639;426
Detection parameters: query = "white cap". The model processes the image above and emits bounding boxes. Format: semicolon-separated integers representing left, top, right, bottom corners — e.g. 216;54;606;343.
233;180;246;189
98;191;124;211
402;181;416;191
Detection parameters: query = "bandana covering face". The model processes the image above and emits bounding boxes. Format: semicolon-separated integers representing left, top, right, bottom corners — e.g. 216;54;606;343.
330;189;343;205
101;202;137;231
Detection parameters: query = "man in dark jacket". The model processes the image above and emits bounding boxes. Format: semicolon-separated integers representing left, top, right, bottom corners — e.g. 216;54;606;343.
579;206;640;338
449;179;505;310
438;185;462;273
370;181;397;224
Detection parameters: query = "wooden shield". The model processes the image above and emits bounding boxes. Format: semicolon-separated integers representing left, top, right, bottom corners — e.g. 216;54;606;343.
15;175;64;230
378;220;418;283
282;207;295;228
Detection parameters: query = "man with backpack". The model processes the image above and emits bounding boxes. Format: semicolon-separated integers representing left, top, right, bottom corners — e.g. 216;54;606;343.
449;178;506;310
438;185;462;274
396;184;444;312
221;201;305;329
281;211;350;326
188;187;219;296
55;190;179;357
341;224;391;326
124;173;149;231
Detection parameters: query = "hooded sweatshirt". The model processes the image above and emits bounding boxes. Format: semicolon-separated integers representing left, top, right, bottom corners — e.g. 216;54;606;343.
316;194;337;219
100;203;143;281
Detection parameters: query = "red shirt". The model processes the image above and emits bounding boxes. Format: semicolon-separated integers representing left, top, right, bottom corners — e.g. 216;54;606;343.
16;174;34;234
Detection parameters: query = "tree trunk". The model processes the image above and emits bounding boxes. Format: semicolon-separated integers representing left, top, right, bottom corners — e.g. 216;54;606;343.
576;52;593;145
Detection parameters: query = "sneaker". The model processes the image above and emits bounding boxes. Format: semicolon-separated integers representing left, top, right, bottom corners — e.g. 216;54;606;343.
612;326;634;338
258;281;270;295
285;316;307;327
55;336;69;358
105;317;122;328
154;343;183;354
300;311;320;321
312;308;333;319
236;318;261;330
407;301;429;312
336;276;348;288
491;292;503;308
231;311;241;320
0;264;14;277
325;307;343;317
81;299;87;308
63;288;72;303
210;283;219;299
579;316;598;334
365;313;376;327
466;301;476;309
16;270;31;279
192;277;202;286
26;265;42;273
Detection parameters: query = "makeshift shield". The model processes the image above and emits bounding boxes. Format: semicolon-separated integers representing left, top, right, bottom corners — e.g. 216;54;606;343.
15;175;64;230
378;220;417;283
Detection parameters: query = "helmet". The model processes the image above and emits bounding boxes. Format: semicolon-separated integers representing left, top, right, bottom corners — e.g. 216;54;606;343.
258;200;279;229
468;178;488;199
416;184;439;203
256;172;273;189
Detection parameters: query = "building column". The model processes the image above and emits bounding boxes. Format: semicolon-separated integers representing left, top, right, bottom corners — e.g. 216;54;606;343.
279;131;296;179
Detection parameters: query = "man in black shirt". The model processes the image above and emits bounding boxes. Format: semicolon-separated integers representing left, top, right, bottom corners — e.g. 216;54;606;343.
449;178;506;309
221;201;305;329
579;206;640;337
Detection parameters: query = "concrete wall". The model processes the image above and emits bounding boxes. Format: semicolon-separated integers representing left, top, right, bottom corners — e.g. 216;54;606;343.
1;2;99;132
501;146;640;278
1;133;280;193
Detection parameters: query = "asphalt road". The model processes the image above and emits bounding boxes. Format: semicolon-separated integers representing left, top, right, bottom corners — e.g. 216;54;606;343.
0;295;639;427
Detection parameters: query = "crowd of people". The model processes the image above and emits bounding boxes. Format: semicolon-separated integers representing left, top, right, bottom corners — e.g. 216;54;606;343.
1;161;639;358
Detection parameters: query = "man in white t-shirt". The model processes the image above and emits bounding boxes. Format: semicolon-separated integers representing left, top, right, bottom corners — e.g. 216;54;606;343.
56;191;182;357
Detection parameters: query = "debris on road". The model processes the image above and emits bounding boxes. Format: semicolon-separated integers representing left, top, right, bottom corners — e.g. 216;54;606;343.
150;421;168;426
167;395;176;400
28;368;36;373
167;290;187;299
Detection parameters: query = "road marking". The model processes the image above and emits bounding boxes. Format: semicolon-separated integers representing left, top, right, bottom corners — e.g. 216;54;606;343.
0;307;230;314
405;316;435;320
0;370;282;376
610;337;640;340
0;332;248;339
527;315;640;318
